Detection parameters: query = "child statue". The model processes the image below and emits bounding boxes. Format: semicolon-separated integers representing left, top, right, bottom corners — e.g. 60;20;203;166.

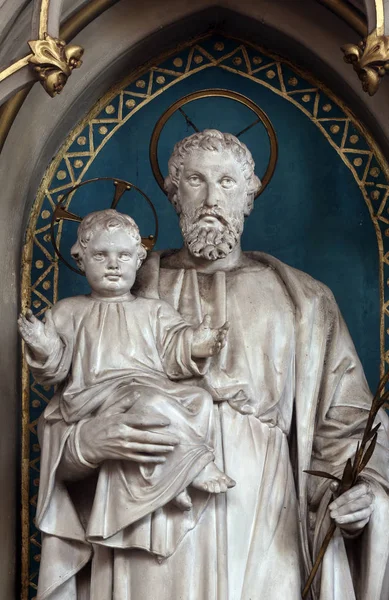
18;209;234;552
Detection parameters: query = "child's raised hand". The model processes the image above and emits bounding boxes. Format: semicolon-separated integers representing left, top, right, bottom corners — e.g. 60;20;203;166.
191;314;229;358
18;309;61;360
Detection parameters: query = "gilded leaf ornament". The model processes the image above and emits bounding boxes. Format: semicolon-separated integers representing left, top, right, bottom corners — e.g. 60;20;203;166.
28;33;84;97
342;30;389;96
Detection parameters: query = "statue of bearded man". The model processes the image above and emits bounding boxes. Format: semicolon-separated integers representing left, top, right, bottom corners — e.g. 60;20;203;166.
35;130;389;600
134;130;389;600
164;130;260;261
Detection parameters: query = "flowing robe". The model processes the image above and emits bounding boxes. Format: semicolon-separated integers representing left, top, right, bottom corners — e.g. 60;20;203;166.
35;252;389;600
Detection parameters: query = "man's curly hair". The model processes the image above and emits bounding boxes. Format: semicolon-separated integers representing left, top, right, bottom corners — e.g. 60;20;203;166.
164;129;261;215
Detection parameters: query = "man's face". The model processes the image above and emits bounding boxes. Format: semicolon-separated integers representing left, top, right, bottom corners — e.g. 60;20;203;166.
81;228;138;297
177;149;249;260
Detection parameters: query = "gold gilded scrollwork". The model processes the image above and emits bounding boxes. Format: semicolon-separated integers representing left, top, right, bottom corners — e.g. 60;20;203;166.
342;31;389;96
28;33;84;97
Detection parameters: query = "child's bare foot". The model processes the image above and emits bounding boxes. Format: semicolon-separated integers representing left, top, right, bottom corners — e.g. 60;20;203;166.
173;489;193;511
191;462;236;493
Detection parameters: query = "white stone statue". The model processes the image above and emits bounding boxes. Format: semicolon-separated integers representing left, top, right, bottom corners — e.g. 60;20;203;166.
20;130;389;600
19;209;236;546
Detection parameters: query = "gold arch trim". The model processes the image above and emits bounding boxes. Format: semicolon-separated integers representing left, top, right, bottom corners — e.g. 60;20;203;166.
21;33;389;598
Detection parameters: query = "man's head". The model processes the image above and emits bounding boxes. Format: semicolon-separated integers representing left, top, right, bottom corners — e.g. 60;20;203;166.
71;209;147;297
164;130;261;260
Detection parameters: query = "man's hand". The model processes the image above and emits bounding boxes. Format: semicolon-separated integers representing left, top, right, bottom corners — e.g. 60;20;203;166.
18;308;61;361
329;481;374;535
79;412;180;465
191;314;229;358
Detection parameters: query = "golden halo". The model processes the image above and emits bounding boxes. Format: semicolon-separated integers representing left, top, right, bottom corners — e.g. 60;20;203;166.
50;177;158;275
149;89;278;198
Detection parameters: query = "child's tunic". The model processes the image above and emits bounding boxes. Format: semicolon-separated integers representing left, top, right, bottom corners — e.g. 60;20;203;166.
28;295;215;565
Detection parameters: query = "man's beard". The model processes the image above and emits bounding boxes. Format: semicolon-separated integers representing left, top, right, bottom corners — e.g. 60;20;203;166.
179;205;244;261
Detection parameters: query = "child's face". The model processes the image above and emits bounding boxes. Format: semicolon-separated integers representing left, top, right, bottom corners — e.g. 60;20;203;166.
81;228;139;297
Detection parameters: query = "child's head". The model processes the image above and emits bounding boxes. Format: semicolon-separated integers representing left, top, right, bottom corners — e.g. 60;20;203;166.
71;209;147;297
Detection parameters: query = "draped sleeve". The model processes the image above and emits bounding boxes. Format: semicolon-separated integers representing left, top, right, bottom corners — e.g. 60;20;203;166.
155;300;210;379
308;293;389;501
293;279;389;600
25;300;74;386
